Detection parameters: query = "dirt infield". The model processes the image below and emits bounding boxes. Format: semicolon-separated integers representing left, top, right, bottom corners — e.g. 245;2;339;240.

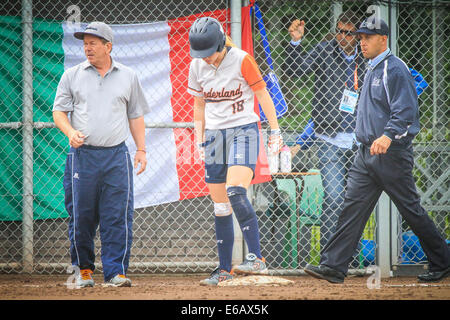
1;273;449;300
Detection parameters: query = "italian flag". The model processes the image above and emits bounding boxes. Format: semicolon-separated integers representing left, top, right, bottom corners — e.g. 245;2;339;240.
0;5;269;221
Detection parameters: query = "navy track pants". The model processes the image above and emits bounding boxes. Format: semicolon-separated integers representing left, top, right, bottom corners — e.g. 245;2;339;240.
63;142;134;281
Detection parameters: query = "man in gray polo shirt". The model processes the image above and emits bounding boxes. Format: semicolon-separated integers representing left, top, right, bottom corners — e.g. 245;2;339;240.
53;22;150;288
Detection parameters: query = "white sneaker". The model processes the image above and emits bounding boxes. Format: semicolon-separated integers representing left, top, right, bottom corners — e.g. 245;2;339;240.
107;274;132;287
76;269;95;288
233;253;268;275
199;268;234;286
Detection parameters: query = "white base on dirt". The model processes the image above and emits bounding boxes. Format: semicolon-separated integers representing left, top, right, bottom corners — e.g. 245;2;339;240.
217;275;294;287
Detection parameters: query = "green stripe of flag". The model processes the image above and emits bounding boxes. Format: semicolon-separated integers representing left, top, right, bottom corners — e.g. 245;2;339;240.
0;16;68;221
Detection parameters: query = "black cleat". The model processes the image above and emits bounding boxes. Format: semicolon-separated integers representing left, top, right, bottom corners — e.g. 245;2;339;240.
304;263;345;284
417;267;450;283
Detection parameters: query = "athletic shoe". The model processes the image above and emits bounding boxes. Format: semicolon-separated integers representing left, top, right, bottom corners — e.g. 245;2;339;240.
107;274;132;287
76;268;95;288
418;266;450;283
233;253;268;275
200;268;233;286
304;263;345;284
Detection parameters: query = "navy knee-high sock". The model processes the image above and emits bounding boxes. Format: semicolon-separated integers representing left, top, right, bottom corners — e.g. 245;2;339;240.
215;214;234;272
227;186;262;259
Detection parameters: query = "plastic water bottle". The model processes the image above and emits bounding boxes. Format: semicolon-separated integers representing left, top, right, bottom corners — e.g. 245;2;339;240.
280;145;292;173
268;144;279;174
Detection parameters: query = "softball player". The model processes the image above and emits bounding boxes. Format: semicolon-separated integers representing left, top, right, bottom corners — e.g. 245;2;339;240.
187;17;283;285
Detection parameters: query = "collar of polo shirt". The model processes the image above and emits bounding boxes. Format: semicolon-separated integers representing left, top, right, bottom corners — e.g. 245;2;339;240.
82;57;120;71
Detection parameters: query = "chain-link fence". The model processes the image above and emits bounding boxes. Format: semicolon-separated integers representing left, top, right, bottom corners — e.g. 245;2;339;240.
0;0;448;276
394;0;449;269
253;0;449;274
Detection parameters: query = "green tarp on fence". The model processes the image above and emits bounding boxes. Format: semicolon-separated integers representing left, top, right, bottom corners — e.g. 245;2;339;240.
0;16;68;221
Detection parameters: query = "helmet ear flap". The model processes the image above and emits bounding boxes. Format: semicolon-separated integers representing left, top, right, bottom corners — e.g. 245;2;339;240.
217;33;226;52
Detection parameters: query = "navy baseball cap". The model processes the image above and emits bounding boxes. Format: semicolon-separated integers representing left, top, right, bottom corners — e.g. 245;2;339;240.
356;17;389;36
74;21;114;43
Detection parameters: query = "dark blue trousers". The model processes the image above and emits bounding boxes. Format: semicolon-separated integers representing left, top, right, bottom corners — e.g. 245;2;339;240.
320;144;450;274
63;142;134;281
317;141;356;250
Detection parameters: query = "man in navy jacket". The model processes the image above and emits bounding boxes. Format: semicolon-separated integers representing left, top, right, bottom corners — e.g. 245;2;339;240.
304;17;450;283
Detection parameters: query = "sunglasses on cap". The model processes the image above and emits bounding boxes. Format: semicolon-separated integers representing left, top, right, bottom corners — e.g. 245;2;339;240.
336;28;356;36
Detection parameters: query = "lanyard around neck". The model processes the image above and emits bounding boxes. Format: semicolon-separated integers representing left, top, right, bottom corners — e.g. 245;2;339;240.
345;63;359;91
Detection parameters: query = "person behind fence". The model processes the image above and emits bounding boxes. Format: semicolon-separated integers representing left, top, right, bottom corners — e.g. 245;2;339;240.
187;17;283;286
284;11;365;252
304;17;450;284
52;22;150;288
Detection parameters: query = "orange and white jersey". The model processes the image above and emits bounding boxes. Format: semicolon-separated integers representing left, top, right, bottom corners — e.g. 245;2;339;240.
188;47;266;130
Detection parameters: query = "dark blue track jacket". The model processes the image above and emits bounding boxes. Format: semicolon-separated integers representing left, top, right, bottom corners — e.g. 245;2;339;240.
356;52;420;148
